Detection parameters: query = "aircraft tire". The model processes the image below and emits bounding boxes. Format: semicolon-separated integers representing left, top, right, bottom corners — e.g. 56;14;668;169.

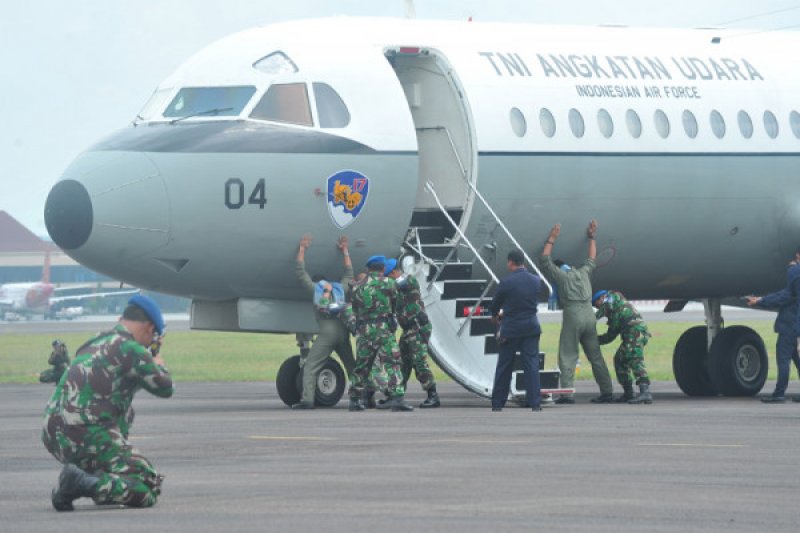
707;326;768;396
276;355;302;406
673;326;718;396
313;357;346;407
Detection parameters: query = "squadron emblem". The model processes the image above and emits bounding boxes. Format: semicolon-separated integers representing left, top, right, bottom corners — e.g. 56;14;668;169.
326;170;369;229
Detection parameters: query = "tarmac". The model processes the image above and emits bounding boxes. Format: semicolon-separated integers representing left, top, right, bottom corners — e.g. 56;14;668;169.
3;380;800;532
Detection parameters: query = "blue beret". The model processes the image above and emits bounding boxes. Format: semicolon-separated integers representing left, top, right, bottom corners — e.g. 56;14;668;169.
366;255;386;268
383;258;398;276
128;294;165;335
592;290;608;306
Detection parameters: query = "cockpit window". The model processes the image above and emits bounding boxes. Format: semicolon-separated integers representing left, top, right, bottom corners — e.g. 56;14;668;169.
137;88;173;121
163;86;256;119
253;51;298;75
249;83;313;126
313;82;350;128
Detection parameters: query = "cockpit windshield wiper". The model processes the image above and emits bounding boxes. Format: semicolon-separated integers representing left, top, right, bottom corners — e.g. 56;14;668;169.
169;107;234;124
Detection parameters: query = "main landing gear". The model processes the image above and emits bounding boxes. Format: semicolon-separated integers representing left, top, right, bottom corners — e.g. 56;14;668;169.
673;299;768;397
275;336;347;407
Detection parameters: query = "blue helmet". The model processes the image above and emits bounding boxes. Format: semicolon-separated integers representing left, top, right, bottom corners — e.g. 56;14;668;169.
366;255;386;268
128;294;165;335
383;258;398;276
592;290;609;306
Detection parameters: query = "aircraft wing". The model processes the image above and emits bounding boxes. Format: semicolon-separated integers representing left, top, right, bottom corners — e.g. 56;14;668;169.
49;289;140;304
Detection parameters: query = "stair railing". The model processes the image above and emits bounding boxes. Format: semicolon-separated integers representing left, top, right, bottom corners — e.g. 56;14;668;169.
420;125;552;296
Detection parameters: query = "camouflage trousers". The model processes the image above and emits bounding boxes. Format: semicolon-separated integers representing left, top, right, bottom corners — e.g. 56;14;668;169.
399;326;436;391
349;323;405;399
613;326;651;386
42;415;163;507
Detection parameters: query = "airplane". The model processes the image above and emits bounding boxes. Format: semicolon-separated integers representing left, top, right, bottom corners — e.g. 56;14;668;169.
0;253;139;320
43;16;800;404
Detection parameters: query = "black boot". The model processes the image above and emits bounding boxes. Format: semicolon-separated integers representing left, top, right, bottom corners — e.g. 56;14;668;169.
628;383;653;404
420;387;441;408
390;396;414;412
51;463;99;511
348;397;365;411
362;390;377;409
590;393;614;404
615;383;635;403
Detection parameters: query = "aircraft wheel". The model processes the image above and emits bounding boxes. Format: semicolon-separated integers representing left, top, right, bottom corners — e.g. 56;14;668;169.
276;355;302;406
707;326;768;396
313;357;346;407
673;326;717;396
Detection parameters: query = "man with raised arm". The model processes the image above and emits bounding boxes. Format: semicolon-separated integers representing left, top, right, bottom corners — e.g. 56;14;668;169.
293;234;355;409
539;219;614;404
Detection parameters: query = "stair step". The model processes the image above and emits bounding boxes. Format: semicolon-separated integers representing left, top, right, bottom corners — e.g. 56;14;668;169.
427;262;472;282
415;226;447;244
484;335;498;354
442;280;486;300
516;370;560;390
415;244;457;261
455;299;492;318
410;209;463;228
469;316;496;336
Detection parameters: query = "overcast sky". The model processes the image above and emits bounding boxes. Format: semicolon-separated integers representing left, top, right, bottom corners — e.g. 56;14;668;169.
2;0;799;237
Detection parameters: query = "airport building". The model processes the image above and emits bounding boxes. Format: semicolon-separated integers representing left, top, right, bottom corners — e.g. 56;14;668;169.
0;211;188;312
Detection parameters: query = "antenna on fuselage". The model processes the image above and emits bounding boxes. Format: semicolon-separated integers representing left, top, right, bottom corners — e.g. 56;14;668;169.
404;0;416;19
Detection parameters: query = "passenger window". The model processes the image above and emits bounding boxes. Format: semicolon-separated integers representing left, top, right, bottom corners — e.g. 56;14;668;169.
710;110;726;139
791;111;800;139
737;110;754;139
654;110;670;138
682;110;698;139
626;109;642;138
163;86;256;118
764;111;779;139
250;83;313;126
569;109;585;138
509;107;526;137
597;109;613;138
539;108;556;138
314;83;350;128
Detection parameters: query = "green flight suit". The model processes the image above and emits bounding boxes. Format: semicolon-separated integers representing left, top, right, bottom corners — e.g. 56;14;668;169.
540;255;613;395
296;261;355;406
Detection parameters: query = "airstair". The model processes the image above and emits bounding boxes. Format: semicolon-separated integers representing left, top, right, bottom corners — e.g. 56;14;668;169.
402;182;571;402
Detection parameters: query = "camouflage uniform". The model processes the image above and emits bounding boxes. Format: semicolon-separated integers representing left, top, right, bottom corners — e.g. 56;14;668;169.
348;272;405;400
39;345;70;384
595;291;651;386
395;275;436;391
42;325;174;507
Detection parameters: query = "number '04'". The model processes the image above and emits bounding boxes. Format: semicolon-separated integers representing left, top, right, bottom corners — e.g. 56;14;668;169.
224;178;267;209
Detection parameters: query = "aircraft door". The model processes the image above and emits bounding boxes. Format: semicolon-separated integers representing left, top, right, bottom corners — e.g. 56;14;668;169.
385;48;476;223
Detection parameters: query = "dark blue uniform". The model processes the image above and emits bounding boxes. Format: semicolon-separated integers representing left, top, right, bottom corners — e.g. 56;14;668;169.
489;267;542;409
758;263;800;398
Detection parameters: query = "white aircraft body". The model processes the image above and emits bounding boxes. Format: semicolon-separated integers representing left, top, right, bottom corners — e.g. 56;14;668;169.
44;17;800;402
0;254;138;319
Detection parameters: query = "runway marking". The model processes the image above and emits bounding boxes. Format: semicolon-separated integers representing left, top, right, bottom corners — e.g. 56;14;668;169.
637;443;747;448
248;436;336;441
430;439;533;444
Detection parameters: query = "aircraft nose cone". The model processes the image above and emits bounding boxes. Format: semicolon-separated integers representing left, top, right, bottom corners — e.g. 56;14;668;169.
44;179;93;250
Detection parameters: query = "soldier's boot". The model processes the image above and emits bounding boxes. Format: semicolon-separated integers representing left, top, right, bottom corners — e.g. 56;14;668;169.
51;463;99;511
375;396;393;410
614;383;635;403
420;386;441;408
590;393;614;404
390;396;415;412
348;397;365;412
362;390;377;409
628;383;653;405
